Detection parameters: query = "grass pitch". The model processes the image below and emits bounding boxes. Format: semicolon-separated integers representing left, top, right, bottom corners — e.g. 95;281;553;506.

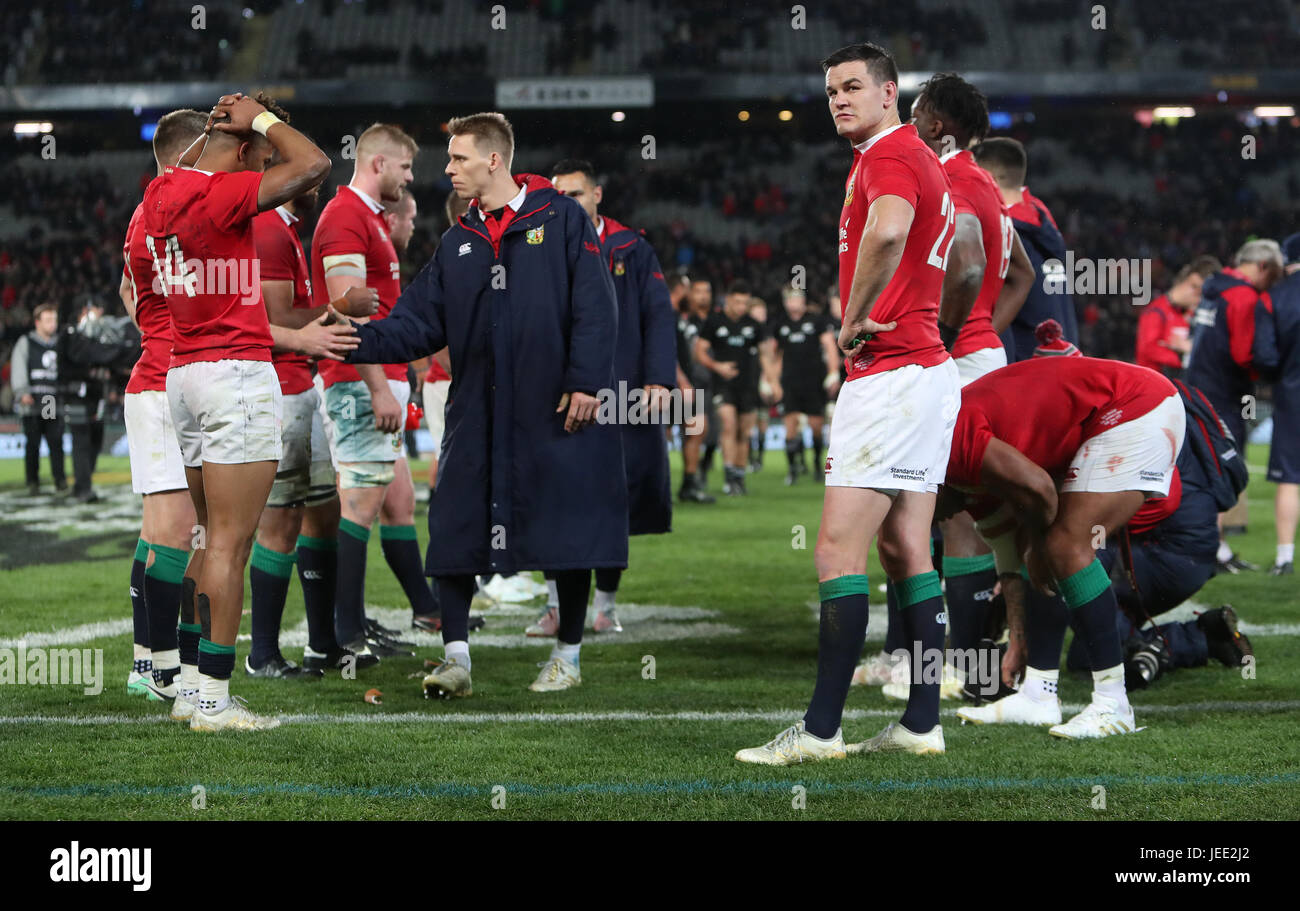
1;444;1297;820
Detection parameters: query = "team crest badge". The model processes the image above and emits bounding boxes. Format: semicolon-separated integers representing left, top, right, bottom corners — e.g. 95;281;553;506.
844;169;855;206
614;260;626;275
526;226;545;245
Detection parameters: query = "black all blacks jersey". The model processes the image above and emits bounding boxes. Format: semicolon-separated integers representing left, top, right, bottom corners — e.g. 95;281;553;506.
773;311;833;378
700;311;764;385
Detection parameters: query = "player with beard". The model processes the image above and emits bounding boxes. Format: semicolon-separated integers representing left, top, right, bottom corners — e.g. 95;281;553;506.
695;281;763;496
769;283;838;486
139;92;346;730
247;153;381;679
312;124;441;666
738;43;960;763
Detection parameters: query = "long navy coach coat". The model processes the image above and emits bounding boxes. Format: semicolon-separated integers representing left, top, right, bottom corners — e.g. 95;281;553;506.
348;174;629;575
600;217;677;535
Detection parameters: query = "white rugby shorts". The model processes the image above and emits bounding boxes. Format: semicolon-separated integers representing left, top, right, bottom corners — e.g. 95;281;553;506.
166;359;282;467
825;359;960;495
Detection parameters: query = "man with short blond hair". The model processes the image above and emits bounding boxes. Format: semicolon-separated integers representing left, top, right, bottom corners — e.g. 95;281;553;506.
312;121;438;666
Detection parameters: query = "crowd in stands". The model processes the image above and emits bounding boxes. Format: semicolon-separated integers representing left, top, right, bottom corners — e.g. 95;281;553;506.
4;108;1298;406
7;0;1294;84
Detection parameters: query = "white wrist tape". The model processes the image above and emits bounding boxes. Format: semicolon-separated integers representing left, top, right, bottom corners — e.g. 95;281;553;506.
251;111;282;137
975;504;1023;575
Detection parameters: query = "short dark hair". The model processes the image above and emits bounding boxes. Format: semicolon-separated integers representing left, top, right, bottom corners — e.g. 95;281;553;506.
972;137;1028;188
152;108;209;167
1173;255;1222;286
916;73;989;145
820;42;899;87
667;266;691;289
551;158;598;183
726;279;752;297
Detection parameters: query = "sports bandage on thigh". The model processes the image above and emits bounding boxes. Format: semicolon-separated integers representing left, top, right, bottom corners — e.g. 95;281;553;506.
974;503;1022;575
338;460;395;489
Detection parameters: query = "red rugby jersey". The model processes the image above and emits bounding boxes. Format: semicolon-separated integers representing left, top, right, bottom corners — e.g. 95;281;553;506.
140;167;272;366
123;200;172;393
312;185;405;388
942;149;1012;359
838;123;951;379
253;206;315;396
947;357;1178;488
1135;294;1190;373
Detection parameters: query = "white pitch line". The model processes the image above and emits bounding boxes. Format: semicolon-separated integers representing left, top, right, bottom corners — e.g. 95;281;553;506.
0;619;134;649
2;700;1297;727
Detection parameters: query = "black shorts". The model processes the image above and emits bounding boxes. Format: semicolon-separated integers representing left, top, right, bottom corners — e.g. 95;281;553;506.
1268;417;1300;483
782;371;827;416
713;375;759;413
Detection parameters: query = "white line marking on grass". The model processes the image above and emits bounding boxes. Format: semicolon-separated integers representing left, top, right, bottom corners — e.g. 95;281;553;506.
233;604;738;649
0;618;134;648
4;700;1297;727
1154;600;1300;636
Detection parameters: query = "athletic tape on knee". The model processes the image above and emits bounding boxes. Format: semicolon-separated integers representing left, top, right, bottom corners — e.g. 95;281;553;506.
338;461;395;489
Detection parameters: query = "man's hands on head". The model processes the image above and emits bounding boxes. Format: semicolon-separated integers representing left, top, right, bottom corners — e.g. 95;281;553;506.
208;93;265;137
557;391;600;433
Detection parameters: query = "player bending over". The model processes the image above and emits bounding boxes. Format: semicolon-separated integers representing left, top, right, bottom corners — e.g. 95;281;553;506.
937;356;1185;739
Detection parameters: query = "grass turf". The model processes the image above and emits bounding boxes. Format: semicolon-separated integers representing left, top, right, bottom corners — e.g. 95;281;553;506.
0;444;1297;820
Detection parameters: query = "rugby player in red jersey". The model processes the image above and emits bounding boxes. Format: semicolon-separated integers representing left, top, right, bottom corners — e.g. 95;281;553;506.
312;124;442;664
119;109;208;703
139;91;348;731
738;43;962;764
868;73;1035;698
936;356;1186;738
